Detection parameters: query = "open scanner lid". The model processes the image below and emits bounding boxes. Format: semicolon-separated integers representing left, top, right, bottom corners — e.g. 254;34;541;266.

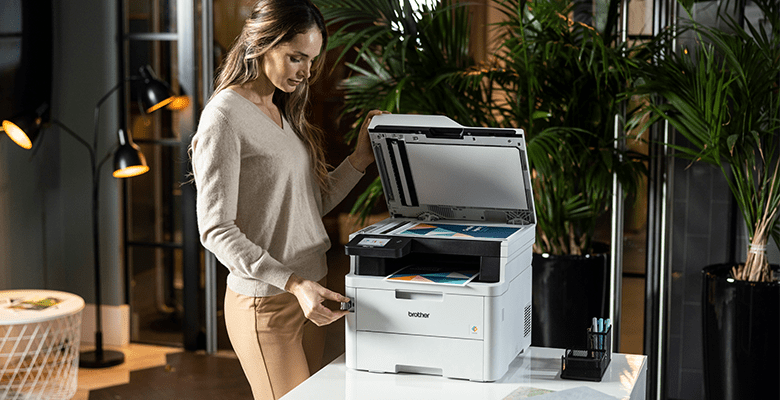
368;114;536;225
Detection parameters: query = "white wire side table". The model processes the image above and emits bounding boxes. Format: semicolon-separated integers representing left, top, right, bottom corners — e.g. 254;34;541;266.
0;290;85;400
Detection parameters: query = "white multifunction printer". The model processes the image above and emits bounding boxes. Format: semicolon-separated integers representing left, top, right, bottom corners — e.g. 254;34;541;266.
342;114;537;382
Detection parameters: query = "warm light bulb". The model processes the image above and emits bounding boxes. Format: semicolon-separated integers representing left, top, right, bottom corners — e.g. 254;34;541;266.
113;165;150;178
166;95;190;111
2;120;33;149
146;97;175;113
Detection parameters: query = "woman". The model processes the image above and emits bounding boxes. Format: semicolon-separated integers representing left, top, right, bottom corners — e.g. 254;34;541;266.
191;1;385;398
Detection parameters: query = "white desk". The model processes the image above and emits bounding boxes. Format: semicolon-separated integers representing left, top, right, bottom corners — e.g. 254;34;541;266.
282;347;646;400
0;289;85;400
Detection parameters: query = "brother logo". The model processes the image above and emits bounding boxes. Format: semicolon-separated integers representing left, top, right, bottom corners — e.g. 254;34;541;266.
408;311;430;318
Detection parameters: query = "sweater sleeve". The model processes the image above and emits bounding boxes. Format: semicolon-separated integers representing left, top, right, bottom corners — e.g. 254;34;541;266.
320;157;365;216
192;110;295;291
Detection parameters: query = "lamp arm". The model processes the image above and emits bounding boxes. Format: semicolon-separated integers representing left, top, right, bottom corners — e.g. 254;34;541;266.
46;117;105;348
96;145;118;174
92;76;141;166
50;118;96;172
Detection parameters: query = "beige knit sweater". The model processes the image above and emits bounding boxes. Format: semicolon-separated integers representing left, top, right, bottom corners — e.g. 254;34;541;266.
192;89;364;297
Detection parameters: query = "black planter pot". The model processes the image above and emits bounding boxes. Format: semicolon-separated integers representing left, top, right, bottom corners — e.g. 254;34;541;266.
532;246;610;349
702;264;780;400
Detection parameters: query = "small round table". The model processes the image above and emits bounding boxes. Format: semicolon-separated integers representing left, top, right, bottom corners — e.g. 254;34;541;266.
0;290;85;400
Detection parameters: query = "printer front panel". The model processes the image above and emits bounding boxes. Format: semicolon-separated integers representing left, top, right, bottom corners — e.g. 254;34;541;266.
355;288;485;340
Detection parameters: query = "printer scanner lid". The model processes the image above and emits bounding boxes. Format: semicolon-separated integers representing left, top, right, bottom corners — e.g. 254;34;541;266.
367;114;535;226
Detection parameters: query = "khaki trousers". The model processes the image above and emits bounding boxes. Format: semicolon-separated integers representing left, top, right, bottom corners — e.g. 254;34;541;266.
224;283;326;400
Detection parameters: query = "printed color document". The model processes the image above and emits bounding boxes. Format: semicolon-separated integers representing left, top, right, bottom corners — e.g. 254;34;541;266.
386;265;479;286
401;223;519;239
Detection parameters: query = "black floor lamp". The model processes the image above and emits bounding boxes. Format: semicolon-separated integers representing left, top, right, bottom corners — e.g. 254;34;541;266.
2;65;183;368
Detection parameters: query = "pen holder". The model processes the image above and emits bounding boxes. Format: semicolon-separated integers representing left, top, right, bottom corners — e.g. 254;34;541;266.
560;326;612;382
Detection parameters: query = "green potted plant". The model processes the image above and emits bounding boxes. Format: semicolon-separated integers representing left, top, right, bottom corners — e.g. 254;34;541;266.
317;0;647;348
456;0;647;348
629;0;780;398
461;0;646;256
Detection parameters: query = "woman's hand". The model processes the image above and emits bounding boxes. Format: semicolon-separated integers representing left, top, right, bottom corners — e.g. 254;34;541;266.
348;109;390;172
285;274;349;326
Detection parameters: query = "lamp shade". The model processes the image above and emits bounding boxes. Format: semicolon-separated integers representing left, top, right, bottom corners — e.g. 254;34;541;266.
2;119;37;149
1;105;48;149
113;128;149;178
137;65;175;113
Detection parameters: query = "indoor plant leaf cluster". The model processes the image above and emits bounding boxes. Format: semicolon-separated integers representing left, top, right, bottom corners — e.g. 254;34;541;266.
315;0;485;221
455;0;648;255
629;0;780;282
317;0;647;257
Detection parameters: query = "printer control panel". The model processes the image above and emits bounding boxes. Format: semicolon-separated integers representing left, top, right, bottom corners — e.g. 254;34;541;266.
346;235;413;258
357;237;391;247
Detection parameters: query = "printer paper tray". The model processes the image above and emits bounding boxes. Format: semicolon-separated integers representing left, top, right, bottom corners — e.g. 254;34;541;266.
354;331;491;381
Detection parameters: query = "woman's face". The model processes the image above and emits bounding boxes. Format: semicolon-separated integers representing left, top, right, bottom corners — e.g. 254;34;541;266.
262;27;323;93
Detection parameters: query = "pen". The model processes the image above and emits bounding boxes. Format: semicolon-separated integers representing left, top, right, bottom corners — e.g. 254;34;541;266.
597;318;604;349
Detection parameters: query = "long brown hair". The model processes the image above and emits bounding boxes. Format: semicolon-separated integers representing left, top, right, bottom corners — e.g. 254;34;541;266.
213;0;330;190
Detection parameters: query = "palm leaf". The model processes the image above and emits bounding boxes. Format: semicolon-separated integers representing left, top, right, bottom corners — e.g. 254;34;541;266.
631;0;780;281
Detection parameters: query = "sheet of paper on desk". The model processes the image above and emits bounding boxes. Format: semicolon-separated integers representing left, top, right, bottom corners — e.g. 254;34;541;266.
503;386;618;400
502;387;554;398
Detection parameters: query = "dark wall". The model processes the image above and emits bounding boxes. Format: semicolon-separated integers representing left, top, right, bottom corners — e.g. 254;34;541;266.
1;0;124;305
666;153;732;399
0;0;53;290
0;0;52;121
